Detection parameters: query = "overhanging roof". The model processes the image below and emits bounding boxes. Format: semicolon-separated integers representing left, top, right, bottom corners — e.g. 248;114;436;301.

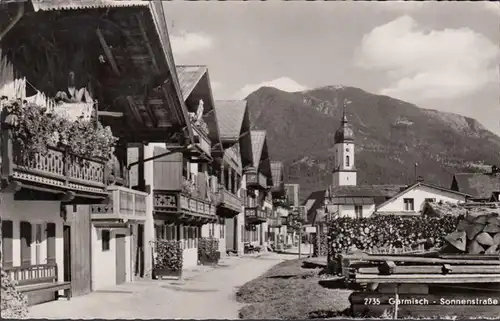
214;100;253;169
176;65;223;155
29;0;147;11
250;130;272;187
3;0;194;144
214;100;247;142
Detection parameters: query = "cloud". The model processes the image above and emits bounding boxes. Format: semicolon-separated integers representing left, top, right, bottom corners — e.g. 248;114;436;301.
355;16;499;101
377;1;426;12
234;77;307;99
170;31;213;57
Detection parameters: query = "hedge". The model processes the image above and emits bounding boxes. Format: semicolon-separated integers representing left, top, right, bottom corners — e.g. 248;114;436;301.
198;237;220;263
154;240;183;272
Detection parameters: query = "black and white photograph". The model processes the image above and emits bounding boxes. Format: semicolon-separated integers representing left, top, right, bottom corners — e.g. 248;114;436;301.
0;0;499;319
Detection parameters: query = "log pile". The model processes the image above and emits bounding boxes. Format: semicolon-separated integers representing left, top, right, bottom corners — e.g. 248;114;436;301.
327;216;459;257
342;203;500;318
444;210;500;255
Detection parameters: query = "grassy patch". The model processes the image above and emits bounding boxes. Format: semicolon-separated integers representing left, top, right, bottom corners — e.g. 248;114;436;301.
236;259;352;319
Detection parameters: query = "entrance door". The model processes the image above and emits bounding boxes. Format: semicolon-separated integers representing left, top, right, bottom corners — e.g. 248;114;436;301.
233;218;238;251
63;225;71;282
136;224;144;277
115;234;126;285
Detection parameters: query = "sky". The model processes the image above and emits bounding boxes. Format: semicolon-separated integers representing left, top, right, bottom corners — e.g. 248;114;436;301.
163;1;500;135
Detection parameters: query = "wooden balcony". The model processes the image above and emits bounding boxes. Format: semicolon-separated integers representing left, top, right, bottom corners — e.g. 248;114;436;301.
216;187;242;217
1;138;109;202
245;206;267;224
245;169;268;190
189;125;212;162
153;190;217;225
91;186;148;226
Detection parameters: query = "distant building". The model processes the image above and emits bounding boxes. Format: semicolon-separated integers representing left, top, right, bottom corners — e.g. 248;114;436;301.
304;102;470;223
451;166;500;202
285;183;300;207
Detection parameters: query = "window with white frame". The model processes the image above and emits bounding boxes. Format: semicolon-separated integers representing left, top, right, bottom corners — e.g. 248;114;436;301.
354;205;363;219
403;198;415;211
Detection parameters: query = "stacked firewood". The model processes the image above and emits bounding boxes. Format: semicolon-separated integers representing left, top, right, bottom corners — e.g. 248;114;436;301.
444;210;500;255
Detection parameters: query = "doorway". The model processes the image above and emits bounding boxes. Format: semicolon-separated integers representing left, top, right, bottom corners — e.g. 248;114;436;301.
136;224;144;277
63;225;71;282
233;218;238;251
115;234;126;285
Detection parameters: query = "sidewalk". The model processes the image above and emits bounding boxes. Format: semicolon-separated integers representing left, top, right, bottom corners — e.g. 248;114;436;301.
27;253;287;319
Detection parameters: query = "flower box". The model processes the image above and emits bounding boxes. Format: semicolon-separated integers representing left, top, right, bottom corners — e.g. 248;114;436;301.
153;240;183;279
154;268;183;279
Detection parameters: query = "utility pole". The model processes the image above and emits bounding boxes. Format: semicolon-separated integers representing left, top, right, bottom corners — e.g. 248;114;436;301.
298;220;302;259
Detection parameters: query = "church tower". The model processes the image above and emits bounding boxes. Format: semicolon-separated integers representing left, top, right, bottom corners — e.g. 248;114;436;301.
332;101;357;186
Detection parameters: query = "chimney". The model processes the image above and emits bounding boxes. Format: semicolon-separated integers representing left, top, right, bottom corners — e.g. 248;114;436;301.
416;176;424;183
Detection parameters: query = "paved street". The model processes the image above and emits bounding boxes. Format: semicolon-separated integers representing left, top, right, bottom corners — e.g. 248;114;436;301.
27;252;296;319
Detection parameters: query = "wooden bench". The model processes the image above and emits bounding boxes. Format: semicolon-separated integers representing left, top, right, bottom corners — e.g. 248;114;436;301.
4;264;72;304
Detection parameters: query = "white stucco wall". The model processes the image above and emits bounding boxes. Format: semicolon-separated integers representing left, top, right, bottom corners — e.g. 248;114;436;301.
0;194;64;282
338;204;376;218
91;225;132;291
376;185;467;214
183;247;198;268
140;145;156;278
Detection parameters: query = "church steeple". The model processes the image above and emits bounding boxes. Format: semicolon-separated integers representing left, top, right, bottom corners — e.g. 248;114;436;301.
332;99;357;187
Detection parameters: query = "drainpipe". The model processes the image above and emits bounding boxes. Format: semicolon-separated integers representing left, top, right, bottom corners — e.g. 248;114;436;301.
0;3;24;42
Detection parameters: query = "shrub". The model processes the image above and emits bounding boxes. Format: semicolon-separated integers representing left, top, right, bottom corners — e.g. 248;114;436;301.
327;215;461;258
198;237;219;261
153;240;183;272
1;269;28;318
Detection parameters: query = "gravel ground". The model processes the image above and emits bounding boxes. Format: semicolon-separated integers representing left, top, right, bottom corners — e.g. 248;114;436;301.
26;254;290;319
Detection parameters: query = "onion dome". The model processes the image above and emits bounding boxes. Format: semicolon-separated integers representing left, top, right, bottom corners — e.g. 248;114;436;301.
334;105;354;143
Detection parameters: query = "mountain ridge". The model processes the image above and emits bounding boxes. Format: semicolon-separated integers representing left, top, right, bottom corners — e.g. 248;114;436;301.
245;85;500;203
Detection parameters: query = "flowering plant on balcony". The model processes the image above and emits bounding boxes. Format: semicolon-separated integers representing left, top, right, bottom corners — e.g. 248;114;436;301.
1;98;118;162
181;177;199;198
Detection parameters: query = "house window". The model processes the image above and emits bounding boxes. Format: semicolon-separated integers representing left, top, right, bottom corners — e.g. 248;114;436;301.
403;198;415;211
102;230;111;251
20;221;32;266
46;223;56;264
346;155;350;167
2;220;13;267
355;205;363;218
220;219;225;238
35;224;42;265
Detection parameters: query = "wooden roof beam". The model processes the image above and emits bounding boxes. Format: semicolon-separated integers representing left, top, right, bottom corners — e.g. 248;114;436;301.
136;12;160;74
96;28;120;76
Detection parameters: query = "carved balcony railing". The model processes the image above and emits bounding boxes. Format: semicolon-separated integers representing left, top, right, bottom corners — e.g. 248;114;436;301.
245;168;268;190
1;138;108;199
154;190;217;225
91;186;148;223
245;206;267;224
216;187;242;216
